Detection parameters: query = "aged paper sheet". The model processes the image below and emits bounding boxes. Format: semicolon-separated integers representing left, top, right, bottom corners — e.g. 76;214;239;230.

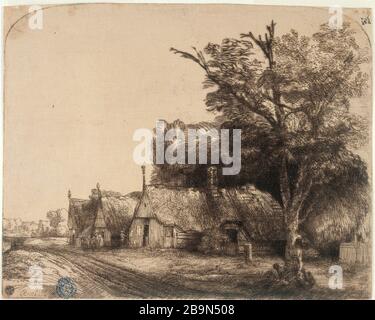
2;2;373;300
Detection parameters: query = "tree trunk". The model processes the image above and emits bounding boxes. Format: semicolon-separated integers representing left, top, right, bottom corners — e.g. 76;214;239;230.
279;151;311;277
284;214;302;272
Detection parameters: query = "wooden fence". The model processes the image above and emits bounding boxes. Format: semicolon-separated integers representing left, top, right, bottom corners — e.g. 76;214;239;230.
339;242;370;265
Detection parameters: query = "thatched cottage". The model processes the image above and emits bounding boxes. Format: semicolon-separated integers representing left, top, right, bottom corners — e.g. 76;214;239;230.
67;185;140;247
129;166;284;254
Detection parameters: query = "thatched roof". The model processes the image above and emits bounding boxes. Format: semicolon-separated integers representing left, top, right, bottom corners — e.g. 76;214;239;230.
226;187;284;240
68;198;95;233
134;184;284;240
136;186;215;232
99;190;140;235
68;189;140;238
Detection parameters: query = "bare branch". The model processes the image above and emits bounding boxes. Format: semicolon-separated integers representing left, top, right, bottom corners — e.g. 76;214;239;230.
241;20;276;68
170;47;207;70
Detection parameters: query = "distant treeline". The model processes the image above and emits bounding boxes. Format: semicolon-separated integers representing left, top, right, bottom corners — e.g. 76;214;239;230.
4;209;68;237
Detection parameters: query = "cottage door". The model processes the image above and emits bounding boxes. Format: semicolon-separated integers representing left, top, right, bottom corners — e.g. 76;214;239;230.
143;224;149;247
225;229;239;255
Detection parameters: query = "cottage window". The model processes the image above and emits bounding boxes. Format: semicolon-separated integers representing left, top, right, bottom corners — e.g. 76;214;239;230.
137;225;141;236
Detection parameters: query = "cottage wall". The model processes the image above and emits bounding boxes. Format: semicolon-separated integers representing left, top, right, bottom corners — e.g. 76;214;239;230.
129;218;164;248
129;218;144;247
104;230;111;246
149;219;164;248
163;226;178;248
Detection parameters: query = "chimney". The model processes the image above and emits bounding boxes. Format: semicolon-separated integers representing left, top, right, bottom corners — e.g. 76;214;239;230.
207;166;218;192
141;165;146;190
96;183;102;198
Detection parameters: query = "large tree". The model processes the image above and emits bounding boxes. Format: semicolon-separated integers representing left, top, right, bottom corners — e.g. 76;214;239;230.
171;21;369;273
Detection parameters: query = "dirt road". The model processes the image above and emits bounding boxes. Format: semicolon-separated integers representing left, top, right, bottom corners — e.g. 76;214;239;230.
42;246;213;298
3;241;239;299
3;238;370;299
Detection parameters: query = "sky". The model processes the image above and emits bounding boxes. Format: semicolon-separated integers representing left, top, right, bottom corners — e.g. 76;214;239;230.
3;4;372;220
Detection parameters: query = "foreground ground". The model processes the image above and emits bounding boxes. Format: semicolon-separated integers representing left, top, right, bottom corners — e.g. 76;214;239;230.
2;238;371;299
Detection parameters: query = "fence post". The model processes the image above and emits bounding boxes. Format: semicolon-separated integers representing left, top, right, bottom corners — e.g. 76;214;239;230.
244;243;252;263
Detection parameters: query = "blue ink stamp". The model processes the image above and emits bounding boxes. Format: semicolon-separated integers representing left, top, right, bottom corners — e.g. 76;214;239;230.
56;277;77;299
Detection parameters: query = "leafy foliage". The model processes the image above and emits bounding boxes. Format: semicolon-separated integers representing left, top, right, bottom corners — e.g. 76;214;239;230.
171;21;370;261
171;21;369;213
